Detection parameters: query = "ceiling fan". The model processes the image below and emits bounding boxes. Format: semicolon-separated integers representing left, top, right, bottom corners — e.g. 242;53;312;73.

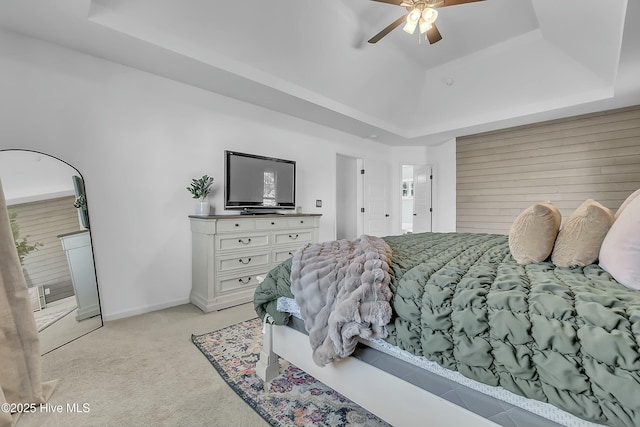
367;0;485;45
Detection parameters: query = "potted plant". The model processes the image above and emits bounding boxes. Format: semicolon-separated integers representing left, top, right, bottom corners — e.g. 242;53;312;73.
187;175;214;216
73;193;90;229
10;211;43;265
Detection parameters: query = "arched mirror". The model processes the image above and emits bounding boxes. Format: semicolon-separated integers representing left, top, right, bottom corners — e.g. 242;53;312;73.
0;149;102;354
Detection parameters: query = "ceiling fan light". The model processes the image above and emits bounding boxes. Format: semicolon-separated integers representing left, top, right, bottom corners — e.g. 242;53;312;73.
408;8;421;24
422;7;438;24
419;18;432;34
403;19;418;34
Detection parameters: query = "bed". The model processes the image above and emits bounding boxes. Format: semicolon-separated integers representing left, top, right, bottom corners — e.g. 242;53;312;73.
253;230;640;427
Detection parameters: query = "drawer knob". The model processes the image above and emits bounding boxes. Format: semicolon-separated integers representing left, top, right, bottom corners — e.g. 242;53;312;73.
235;223;239;227
238;277;251;284
300;220;304;224
238;257;252;265
271;222;275;225
289;234;299;240
238;238;252;245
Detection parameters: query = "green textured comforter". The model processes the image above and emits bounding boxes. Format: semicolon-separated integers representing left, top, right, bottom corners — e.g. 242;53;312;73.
254;232;640;427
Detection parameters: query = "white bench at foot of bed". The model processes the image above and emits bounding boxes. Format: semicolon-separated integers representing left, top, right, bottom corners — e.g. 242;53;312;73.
257;323;500;427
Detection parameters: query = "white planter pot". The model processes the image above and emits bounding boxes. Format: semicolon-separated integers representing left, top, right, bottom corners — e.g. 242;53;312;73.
195;199;210;216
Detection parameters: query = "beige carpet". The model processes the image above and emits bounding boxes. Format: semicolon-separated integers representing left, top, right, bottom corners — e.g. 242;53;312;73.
16;303;269;427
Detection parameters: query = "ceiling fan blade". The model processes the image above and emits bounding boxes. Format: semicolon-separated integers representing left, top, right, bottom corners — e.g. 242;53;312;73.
426;23;443;44
368;14;408;44
369;0;404;5
437;0;484;7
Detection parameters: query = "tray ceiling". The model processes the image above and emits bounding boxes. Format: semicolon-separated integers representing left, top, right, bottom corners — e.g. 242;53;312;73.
0;0;638;145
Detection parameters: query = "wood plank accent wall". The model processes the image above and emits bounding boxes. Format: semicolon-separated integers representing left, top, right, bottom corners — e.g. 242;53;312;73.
8;196;83;302
457;105;640;234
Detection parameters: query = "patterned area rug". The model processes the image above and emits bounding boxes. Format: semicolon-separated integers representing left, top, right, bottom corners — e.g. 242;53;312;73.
192;318;390;427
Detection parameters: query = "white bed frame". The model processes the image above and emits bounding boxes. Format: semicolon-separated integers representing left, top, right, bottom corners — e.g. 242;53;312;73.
257;322;500;427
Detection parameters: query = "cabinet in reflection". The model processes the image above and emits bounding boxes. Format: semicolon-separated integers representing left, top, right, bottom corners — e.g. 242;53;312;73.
59;230;99;321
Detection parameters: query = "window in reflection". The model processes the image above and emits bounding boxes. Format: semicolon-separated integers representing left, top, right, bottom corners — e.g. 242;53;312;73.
263;170;276;207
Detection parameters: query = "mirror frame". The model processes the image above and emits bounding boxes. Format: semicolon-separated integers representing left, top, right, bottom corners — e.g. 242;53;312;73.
0;148;103;353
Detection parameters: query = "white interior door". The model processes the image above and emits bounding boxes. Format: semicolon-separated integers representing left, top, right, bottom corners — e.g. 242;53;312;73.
412;165;432;233
363;159;390;237
336;154;359;240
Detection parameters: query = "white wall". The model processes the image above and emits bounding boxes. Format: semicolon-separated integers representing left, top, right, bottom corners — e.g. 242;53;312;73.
0;29;410;320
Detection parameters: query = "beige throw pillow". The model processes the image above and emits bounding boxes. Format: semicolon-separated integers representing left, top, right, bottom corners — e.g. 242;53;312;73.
551;199;614;267
616;189;640;219
509;202;561;265
600;195;640;290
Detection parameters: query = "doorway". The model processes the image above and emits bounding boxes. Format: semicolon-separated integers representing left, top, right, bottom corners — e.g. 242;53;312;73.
336;154;393;239
402;164;433;233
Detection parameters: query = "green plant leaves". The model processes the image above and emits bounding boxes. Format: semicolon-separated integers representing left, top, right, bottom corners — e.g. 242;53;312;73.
187;174;214;199
9;211;43;264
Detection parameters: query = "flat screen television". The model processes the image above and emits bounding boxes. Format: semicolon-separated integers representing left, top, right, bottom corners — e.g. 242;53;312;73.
224;150;296;213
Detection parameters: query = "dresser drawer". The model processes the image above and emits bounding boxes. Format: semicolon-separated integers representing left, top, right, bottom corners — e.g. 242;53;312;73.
217;219;256;233
255;218;288;230
287;217;314;228
216;251;270;273
273;229;313;246
217;271;267;294
272;247;299;264
215;232;269;252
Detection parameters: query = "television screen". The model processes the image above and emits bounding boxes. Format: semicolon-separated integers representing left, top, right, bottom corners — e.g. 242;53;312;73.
225;151;296;211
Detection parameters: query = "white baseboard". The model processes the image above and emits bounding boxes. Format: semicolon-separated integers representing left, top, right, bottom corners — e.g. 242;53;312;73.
101;298;190;321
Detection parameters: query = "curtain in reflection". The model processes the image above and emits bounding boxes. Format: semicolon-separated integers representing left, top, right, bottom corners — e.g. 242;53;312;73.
0;178;55;427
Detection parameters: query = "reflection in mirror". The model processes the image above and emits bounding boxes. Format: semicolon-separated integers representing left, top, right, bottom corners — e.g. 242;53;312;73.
0;149;102;355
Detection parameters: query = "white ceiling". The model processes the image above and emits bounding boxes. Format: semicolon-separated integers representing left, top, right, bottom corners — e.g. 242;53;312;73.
0;0;638;146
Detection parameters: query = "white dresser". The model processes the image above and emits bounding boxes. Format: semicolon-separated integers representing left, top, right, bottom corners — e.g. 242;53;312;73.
189;213;321;312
